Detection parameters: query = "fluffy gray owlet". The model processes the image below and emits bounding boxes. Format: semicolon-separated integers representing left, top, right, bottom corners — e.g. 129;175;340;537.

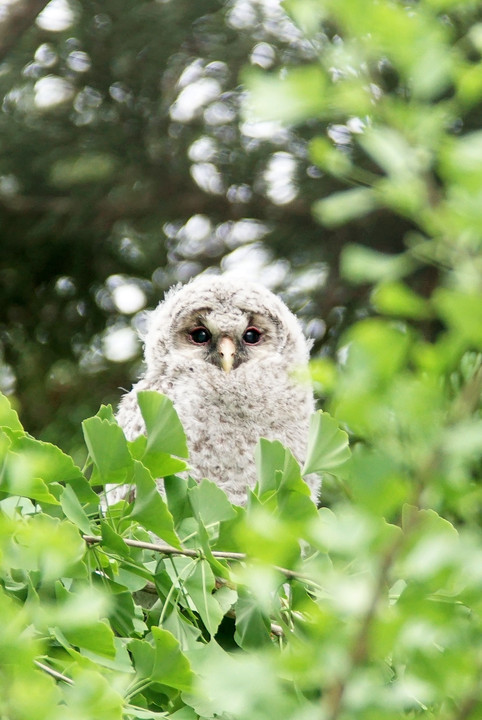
113;274;319;506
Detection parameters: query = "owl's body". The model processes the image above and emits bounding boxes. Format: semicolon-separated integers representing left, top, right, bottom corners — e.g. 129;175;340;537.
114;275;318;505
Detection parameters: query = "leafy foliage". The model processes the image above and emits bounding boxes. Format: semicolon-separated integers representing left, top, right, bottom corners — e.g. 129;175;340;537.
0;391;344;718
1;0;482;718
1;320;481;720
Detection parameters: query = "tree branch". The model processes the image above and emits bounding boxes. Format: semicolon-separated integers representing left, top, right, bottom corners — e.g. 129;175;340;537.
34;659;74;686
85;535;290;638
0;0;50;63
82;534;311;582
83;533;245;560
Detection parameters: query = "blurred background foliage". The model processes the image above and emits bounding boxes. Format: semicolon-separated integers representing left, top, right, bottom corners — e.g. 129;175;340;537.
0;0;449;456
1;1;482;718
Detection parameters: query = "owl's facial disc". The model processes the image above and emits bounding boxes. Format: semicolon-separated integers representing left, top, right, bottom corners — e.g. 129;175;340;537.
188;329;237;372
182;311;270;372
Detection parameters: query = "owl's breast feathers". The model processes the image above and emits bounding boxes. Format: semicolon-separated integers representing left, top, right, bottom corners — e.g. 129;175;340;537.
117;353;316;504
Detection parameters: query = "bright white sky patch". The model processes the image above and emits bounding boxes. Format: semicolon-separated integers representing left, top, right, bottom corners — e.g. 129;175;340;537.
66;51;91;73
183;214;212;242
204;101;236;125
190;162;224;195
240;120;288;141
170;78;221;122
34;76;74;108
36;0;74;32
34;43;58;67
264;152;297;205
112;283;147;314
250;42;275;69
221;243;289;288
188;136;217;162
102;327;139;363
220;219;269;248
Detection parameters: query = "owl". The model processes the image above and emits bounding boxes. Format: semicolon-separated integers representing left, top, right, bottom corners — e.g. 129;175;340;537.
112;274;319;506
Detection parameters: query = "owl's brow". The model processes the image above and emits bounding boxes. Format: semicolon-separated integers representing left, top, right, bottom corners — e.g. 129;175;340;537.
248;311;281;329
268;310;282;326
173;306;211;329
191;308;212;325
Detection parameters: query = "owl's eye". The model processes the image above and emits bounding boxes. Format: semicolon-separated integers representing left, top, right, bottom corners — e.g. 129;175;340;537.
243;327;262;345
189;326;211;344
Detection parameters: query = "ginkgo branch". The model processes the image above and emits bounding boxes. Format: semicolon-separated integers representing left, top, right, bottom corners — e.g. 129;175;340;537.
82;534;313;582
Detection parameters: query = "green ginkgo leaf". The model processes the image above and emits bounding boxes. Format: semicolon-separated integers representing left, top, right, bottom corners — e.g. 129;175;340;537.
137;391;189;458
82;416;132;484
0;394;23;434
302;411;350;475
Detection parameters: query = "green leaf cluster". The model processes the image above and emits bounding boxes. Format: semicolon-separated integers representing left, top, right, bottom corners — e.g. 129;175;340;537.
239;0;482;717
245;0;482;290
0;388;349;718
1;323;481;720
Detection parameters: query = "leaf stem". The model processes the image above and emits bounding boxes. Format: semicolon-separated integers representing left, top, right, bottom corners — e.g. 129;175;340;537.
34;659;74;686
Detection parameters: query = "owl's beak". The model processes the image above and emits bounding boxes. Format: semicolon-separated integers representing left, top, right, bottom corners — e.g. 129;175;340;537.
218;336;236;373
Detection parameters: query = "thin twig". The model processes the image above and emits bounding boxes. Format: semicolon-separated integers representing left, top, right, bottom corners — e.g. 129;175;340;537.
453;691;480;720
438;668;482;720
326;535;404;718
83;534;244;560
84;533;315;639
34;660;74;686
324;362;482;719
82;534;311;582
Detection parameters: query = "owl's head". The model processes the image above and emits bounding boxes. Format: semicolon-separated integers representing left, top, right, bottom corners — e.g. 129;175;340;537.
143;274;311;374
